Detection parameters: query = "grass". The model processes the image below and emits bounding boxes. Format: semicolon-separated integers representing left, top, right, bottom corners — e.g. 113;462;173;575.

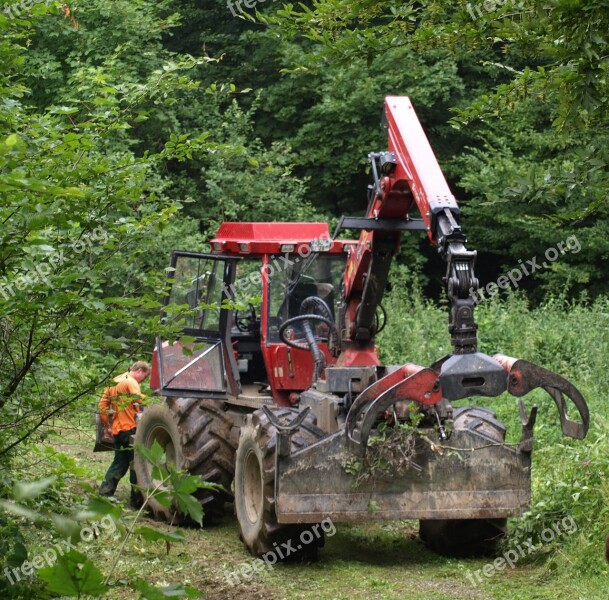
30;447;608;600
7;289;609;598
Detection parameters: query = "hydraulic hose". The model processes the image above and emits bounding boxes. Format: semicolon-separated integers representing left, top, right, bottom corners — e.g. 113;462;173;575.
299;297;334;381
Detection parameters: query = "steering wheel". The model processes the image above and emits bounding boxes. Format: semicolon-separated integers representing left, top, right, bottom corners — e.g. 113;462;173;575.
278;314;336;350
234;303;257;333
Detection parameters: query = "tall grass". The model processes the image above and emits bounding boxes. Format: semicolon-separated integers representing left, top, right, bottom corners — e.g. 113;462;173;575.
379;286;609;578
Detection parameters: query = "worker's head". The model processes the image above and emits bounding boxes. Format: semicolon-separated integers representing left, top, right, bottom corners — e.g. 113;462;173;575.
129;360;151;383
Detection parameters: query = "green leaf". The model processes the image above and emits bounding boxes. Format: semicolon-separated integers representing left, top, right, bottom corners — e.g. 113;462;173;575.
0;500;45;523
13;475;56;501
135;440;166;466
152;490;173;508
82;496;124;522
135;526;185;543
180;495;203;525
7;542;28;568
50;514;81;542
170;472;199;496
151;465;167;483
37;550;109;597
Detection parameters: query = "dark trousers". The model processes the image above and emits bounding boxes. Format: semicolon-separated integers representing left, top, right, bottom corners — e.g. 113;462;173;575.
99;428;141;503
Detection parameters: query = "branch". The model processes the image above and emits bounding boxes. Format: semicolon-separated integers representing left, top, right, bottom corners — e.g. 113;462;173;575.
0;348;141;457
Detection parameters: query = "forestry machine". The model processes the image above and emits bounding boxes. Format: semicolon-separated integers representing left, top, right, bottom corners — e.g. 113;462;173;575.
135;96;589;558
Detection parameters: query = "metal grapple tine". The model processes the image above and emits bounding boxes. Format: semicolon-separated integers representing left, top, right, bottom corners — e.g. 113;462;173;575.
543;385;587;440
518;399;537;453
494;355;590;439
262;406;311;457
346;365;442;455
262;405;310;432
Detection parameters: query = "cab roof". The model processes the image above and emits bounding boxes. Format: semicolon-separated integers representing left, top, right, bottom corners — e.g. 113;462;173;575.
210;222;354;255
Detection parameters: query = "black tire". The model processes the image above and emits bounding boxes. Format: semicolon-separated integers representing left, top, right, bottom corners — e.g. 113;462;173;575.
419;406;508;557
134;398;236;524
234;408;324;558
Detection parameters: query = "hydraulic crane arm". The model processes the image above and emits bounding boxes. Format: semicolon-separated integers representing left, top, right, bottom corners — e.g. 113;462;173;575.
339;97;479;355
385;95;459;242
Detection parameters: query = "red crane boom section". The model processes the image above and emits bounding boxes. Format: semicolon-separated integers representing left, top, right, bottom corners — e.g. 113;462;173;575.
341;97;460;349
385;96;458;239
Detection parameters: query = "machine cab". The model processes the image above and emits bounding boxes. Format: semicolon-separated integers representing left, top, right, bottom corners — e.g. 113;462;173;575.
150;223;351;407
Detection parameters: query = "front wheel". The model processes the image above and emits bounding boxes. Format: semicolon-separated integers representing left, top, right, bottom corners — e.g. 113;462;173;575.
234;408;324;558
134;399;236;524
419;406;508;557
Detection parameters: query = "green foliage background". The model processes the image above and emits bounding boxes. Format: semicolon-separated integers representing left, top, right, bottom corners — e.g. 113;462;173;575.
0;0;608;597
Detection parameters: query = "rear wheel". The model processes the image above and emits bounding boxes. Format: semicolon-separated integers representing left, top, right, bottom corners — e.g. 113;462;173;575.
419;406;508;557
235;408;324;558
134;398;236;524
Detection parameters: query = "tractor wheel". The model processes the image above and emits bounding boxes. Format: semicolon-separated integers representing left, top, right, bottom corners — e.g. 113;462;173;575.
234;408;324;559
419;406;508;557
134;398;236;524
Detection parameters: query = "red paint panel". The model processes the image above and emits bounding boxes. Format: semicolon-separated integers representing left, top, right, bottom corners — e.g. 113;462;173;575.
390;368;442;406
265;344;335;392
384;96;459;242
494;354;528;396
211;222;355;256
150;344;160;390
493;353;518;371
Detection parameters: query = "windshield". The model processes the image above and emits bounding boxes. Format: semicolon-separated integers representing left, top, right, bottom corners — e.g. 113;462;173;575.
267;253;346;343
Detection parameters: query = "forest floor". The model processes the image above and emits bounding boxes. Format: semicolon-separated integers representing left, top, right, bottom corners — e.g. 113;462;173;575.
43;419;607;600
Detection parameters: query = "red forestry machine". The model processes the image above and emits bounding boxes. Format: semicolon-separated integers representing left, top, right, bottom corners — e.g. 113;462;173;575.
134;97;589;557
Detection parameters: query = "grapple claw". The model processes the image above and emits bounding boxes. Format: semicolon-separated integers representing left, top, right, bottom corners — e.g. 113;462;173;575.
346;364;442;455
494;354;589;439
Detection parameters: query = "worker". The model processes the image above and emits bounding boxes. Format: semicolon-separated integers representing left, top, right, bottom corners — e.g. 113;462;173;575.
98;360;150;507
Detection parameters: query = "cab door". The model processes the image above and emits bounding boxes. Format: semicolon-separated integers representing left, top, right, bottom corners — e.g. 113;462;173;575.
153;251;239;398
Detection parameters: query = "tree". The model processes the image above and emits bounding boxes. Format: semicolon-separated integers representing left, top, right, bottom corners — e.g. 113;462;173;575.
0;1;212;459
253;0;609;296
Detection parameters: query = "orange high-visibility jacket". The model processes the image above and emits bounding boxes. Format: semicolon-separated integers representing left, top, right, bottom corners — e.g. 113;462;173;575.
98;372;145;435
